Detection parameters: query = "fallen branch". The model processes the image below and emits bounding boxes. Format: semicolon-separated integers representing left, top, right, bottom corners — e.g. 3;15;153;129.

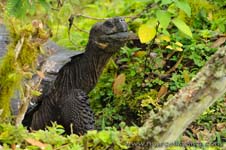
139;46;226;149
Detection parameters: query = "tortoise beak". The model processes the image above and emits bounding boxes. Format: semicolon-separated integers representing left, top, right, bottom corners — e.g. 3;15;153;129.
99;31;138;42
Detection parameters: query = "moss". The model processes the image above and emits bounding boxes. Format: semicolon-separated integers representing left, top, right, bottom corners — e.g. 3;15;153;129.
0;18;48;120
0;48;22;119
17;42;39;69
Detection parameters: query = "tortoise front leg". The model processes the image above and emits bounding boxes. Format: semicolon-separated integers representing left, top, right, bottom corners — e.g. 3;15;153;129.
58;89;95;135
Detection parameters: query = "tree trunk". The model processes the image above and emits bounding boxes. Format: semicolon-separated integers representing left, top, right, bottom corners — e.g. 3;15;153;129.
139;46;226;150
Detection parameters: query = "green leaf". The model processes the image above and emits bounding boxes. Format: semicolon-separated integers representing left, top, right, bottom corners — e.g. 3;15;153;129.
156;10;171;29
146;18;158;26
138;24;156;43
167;3;177;15
175;0;191;17
161;0;173;5
98;131;111;144
86;130;98;138
172;18;192;38
26;1;36;16
39;0;50;11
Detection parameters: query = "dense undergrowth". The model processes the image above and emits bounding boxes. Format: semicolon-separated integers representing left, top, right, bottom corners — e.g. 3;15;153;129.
0;0;225;149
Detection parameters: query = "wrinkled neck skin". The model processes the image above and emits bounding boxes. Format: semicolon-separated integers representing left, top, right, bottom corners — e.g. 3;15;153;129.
52;40;116;100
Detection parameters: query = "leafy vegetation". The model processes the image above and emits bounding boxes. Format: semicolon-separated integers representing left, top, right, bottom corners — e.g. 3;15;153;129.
0;0;225;149
0;123;140;149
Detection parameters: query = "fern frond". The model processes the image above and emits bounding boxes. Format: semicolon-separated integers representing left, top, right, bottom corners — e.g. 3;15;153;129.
6;0;28;18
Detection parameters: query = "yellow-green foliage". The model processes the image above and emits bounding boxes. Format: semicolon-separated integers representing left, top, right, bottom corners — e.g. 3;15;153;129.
0;48;22;119
177;0;214;25
188;0;214;14
0;18;48;120
0;123;140;150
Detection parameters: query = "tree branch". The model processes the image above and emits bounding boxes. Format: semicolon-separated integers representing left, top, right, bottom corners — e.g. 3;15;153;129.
74;14;109;20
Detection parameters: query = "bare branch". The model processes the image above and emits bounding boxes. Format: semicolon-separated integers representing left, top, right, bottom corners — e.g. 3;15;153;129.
165;54;183;74
74;14;109;20
72;24;89;33
15;84;31;126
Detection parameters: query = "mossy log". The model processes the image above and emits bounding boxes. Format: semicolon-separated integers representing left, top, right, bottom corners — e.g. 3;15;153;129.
139;46;226;150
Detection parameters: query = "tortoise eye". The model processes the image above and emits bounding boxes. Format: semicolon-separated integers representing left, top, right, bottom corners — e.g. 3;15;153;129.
118;18;125;23
104;20;114;28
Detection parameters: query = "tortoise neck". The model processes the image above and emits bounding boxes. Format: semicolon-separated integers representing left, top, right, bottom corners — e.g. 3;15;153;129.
82;41;113;92
85;40;113;74
53;40;113;96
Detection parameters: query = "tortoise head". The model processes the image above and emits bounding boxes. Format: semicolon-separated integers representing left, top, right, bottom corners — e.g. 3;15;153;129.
88;17;137;53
